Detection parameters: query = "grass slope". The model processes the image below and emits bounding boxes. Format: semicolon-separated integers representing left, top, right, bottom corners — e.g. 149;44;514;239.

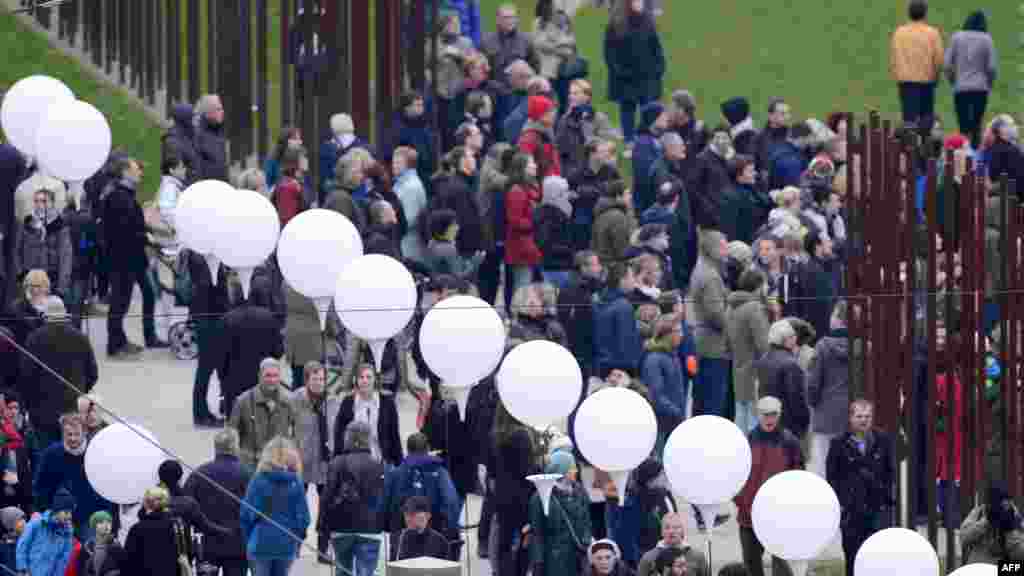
0;9;162;199
483;0;1021;133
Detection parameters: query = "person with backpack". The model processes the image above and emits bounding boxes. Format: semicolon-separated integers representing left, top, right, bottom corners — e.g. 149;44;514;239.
322;421;385;576
380;433;460;552
389;496;450;562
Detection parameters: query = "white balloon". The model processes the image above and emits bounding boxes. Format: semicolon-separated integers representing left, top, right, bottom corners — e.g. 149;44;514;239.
216;190;281;267
419;295;506;387
175;180;238;254
84;423;166;504
752;470;840;560
663;415;751;505
35;100;111;181
574;387;657;472
498;340;583;429
854;528;939;576
948;564;998;576
0;75;74;157
278;209;363;299
335;254;417;341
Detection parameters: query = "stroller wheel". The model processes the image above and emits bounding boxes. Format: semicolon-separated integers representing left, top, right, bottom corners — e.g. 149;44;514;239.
168;321;199;360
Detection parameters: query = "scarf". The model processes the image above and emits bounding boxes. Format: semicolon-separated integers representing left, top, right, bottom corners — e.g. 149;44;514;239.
64;439;87;456
354;393;381;460
310;392;330;464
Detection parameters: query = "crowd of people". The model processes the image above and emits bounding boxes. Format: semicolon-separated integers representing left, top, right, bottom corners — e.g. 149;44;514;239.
0;0;1022;575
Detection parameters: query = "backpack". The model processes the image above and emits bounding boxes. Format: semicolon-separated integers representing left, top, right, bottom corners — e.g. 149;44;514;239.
174;250;194;307
398;465;449;533
325;461;362;527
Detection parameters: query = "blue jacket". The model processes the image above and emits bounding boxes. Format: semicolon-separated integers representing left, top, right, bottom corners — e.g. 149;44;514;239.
0;533;16;576
447;0;481;47
503;101;529;144
381;454;460;534
388;112;436;192
641;349;686;420
16;512;73;576
239;470;310;560
593;288;643;375
632;133;662;212
33;443;115;535
319;136;372;192
639;203;674;227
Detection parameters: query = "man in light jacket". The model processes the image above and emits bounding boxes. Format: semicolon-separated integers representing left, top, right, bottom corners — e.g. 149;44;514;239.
687;228;731;418
889;0;944;131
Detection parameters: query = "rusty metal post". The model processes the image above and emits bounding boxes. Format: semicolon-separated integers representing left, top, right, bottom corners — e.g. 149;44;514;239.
350;0;370;141
925;158;938;545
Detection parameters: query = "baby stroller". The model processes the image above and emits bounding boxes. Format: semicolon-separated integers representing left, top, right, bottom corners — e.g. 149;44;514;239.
152;246;199;361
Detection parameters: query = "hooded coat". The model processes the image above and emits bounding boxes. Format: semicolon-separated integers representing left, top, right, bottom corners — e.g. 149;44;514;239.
240;469;311;560
603;16;665;104
534;178;575;271
753;347;810;438
806;330;857;435
687;230;729;359
194;116;228;182
594;287;643;376
725;291;771;403
380;453;461;534
183;453;253;561
477;143;512;252
519;121;562;178
591;196;635;265
504;180;543;266
161;104;197;176
528;481;591;576
16;511;73;576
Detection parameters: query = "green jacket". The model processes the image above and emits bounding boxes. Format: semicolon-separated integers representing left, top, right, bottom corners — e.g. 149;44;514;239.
529;484;592;576
229;385;298;469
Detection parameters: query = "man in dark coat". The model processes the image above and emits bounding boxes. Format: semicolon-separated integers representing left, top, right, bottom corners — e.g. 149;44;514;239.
19;299;96;448
193;94;228;182
389;496;451;561
593;262;643;377
558;250;604;380
826;400;894;576
219;279;285;419
784;229;837;343
632;103;668;212
668;90;709;157
568;139;621;251
753;319;810;441
481;4;534;87
184;429;253;576
0;145;27;308
188;250;232;427
161;103;198;181
101;157;162;358
688;126;733;233
753;97;792;175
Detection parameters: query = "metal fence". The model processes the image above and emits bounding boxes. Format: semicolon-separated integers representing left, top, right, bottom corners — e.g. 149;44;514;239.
846;111;1021;568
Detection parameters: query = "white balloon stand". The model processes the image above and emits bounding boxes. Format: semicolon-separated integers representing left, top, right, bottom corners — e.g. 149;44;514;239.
789;559;809;576
697;503;719;576
445;384;471;421
368;338;387;372
527;474;563;516
609;469;630;508
314;296;332;332
204;253;221;285
236;267;254;300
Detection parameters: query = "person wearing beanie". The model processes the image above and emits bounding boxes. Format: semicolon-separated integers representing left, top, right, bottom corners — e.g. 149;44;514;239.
586;538;630;576
518;95;563;177
528;449;590;576
534;175;576;289
16;488;74;576
78;510;123;576
721;97;757;157
157;459;231;552
632;102;669;213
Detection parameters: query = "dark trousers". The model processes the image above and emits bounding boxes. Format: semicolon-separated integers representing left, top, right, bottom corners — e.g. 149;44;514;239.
292;364;306;391
192;317;223;420
898;81;936;131
305;483;328;554
954;90;989;148
478;480;495;555
106;266;156;354
693;358;731;418
478;246;503;306
739;526;793;576
841;512;888;576
208;558;247;576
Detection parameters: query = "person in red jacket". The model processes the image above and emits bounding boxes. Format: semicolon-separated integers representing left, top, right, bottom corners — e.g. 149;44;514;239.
504;152;543;311
733;396;804;576
518;95;562;177
272;146;308;227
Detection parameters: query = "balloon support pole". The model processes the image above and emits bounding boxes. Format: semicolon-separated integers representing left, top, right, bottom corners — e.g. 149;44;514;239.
789;559;809;576
697;503;719;576
447;385;470;421
314;296;331;332
610;470;630;508
368;339;387;372
204;253;221;286
527;474;563;516
236;267;254;300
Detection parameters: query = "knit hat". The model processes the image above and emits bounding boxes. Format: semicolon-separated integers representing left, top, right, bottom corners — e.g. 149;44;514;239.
588;539;622;561
721;97;750;126
639;102;666;131
158;459;184;490
330;113;355;136
542;176;572;218
89;510;113;529
545;450;577;475
757;396;782;415
0;507;24;533
527;96;555;121
944;133;969;150
52;488;75;513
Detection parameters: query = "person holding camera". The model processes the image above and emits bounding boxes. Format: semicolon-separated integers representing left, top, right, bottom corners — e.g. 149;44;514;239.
960;481;1024;565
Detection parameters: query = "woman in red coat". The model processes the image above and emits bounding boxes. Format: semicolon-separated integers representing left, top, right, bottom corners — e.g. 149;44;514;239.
504;152;543;310
273;146;308;227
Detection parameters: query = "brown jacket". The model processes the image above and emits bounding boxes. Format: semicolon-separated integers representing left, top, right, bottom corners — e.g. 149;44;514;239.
734;426;804;527
890;21;944;82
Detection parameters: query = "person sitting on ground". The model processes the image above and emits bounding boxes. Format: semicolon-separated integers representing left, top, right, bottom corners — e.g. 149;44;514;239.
389;496;450;562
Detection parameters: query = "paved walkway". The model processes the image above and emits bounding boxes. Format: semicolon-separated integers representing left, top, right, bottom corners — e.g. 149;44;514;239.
77;295;970;575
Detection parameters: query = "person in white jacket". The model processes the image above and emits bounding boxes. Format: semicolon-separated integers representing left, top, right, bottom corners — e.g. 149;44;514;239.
157;156;188;228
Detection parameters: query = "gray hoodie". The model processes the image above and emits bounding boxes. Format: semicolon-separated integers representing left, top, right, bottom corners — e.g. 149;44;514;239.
944;30;997;93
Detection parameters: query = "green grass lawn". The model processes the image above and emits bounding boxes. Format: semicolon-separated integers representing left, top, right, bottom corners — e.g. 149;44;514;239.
483;0;1021;134
0;9;162;199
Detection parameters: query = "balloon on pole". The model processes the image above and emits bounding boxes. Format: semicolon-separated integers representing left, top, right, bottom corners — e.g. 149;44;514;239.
35;100;111;181
175;179;237;285
497;340;583;430
752;470;840;563
215;190;281;299
0;75;74;158
527;474;563;516
335;254;417;370
84;423;166;504
663;415;751;506
948;564;997;576
853;528;939;576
